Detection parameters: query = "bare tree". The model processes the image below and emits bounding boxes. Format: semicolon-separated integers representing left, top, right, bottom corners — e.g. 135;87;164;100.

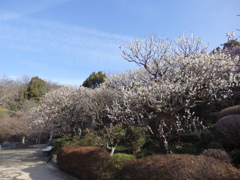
0;75;21;107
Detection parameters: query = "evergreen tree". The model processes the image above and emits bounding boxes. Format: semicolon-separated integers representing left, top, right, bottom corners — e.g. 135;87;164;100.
24;76;50;102
82;71;106;88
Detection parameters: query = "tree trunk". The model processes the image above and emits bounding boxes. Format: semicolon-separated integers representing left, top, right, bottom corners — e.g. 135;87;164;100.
21;136;25;144
190;118;196;132
110;146;117;156
47;131;53;144
49;131;53;141
149;115;171;154
71;123;76;137
71;123;82;137
108;141;119;156
75;123;82;136
36;135;41;144
38;135;42;144
156;136;168;154
110;123;113;133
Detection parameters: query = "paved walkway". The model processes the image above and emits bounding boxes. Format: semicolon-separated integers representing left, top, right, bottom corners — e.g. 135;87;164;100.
0;145;77;180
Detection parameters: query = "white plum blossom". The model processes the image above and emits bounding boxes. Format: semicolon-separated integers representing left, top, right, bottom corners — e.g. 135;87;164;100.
28;86;89;136
105;34;238;153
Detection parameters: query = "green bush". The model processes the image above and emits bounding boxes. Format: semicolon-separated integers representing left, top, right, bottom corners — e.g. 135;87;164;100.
178;132;201;143
230;149;240;166
135;148;159;159
57;145;109;180
10;103;18;111
53;133;105;153
103;153;135;180
125;126;145;154
169;132;202;153
200;129;213;146
119;154;240;180
142;135;159;150
207;142;223;149
136;135;160;158
24;76;50;102
173;143;200;155
114;144;129;154
53;136;81;153
77;133;104;147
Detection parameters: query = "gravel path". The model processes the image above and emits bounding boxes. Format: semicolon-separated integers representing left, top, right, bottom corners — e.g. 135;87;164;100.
0;145;77;180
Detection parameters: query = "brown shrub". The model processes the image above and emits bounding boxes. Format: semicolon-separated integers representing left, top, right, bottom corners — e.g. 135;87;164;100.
120;154;240;180
57;145;109;180
201;148;232;163
218;105;240;119
57;144;80;158
214;115;240;146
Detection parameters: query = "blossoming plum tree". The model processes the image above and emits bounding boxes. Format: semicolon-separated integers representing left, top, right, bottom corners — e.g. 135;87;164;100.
29;85;122;154
28;86;91;138
105;34;237;153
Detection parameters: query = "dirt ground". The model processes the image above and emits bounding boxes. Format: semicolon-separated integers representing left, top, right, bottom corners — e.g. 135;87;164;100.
0;145;77;180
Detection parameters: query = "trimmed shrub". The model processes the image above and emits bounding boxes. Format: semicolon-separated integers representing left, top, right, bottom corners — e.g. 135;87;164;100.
215;115;240;147
135;136;160;159
125;126;145;154
57;145;81;162
210;128;235;151
172;132;201;144
77;133;104;147
103;153;135;180
201;149;232;163
119;154;240;180
218;105;240;119
57;145;109;180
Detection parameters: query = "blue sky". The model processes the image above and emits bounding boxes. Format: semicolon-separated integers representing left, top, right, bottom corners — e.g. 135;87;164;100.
0;0;239;85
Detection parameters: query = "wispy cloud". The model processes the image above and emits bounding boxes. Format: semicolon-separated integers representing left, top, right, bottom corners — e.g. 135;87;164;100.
0;0;75;18
0;11;20;21
0;2;137;85
0;16;134;63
